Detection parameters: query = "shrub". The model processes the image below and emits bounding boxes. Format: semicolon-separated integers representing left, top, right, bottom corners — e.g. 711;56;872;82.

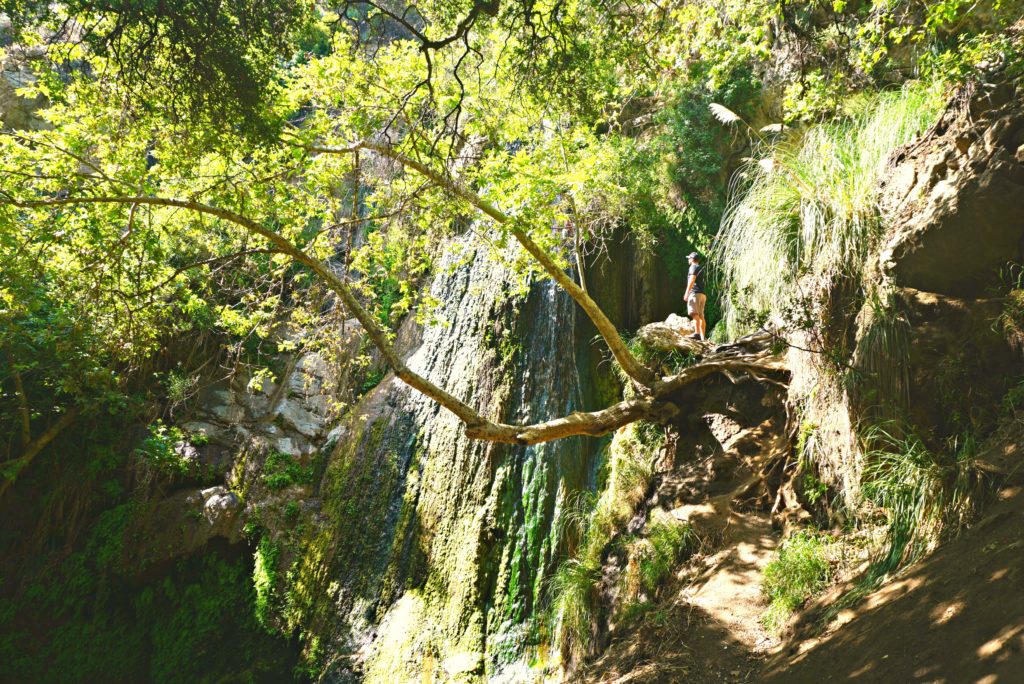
135;422;191;477
262;450;314;491
639;519;695;595
1001;377;1024;416
760;531;831;633
253;536;280;631
997;289;1024;352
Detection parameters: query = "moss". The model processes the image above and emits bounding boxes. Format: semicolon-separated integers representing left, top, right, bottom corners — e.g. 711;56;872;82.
548;423;665;661
376;447;426;610
253;535;281;631
282;412;409;660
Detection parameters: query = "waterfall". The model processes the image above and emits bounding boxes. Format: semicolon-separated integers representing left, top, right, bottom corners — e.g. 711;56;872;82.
296;232;599;681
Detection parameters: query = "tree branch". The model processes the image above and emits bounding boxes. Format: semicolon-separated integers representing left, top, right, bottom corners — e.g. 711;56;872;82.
3;351;32;448
466;397;679;444
307;141;656;387
3;193;499;430
0;405;81;499
3;193;788;449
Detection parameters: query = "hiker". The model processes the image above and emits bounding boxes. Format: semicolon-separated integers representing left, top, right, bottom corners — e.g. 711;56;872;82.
684;252;707;342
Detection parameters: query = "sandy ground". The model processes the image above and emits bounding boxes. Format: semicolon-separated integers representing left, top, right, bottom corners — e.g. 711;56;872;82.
583;487;1024;684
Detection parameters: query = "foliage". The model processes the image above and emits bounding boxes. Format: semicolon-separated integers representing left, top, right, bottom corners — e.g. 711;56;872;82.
1000;377;1024;416
547;554;602;663
134;422;191;478
619;516;696;607
997;289;1024;352
261;450;315;491
0;0;312;140
860;427;983;578
625;62;762;273
1;500;300;682
359;367;387;396
760;530;832;633
714;83;944;336
616;334;695;387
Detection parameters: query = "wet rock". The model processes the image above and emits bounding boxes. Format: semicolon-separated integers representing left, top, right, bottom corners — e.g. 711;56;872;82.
290;233;596;681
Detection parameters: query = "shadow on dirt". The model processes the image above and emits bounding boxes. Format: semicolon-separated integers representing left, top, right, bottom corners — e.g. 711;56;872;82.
763;486;1024;683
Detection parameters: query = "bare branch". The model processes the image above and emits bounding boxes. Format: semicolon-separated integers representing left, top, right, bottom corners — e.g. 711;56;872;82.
2;193;787;448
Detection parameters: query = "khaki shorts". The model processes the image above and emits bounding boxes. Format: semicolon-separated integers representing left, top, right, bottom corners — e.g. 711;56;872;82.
687;293;707;317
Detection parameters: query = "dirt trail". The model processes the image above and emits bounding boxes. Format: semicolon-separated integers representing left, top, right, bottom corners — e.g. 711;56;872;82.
585;486;1024;683
582;501;780;684
681;509;777;654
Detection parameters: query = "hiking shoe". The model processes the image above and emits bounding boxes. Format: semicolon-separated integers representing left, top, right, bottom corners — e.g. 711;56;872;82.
689;333;701;340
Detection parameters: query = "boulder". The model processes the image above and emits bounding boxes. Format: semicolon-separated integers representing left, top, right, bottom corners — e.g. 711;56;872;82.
276;398;325;439
123;486;245;572
636;314;698;351
0;48;48;130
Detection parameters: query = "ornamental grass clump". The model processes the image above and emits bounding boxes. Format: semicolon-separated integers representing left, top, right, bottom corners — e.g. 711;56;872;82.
714;84;944;336
860;427;982;579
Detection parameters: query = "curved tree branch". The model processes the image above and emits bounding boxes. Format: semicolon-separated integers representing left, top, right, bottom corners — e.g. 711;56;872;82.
307;141;657;387
2;193;787;448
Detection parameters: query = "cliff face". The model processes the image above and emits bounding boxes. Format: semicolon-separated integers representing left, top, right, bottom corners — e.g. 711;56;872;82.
227;231;677;681
289;234;591;680
877;77;1024;445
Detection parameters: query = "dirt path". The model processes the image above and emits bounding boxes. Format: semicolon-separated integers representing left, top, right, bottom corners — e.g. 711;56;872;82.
681;510;777;654
582;506;779;684
584;487;1024;684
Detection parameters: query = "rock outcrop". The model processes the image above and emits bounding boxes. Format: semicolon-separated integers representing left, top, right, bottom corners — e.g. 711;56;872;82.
875;71;1024;443
880;79;1024;297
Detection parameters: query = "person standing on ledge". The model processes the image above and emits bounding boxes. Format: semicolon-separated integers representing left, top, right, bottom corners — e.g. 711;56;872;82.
684;251;707;342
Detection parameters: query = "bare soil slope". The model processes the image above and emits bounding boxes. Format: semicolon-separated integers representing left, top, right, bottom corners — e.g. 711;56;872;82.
761;485;1024;683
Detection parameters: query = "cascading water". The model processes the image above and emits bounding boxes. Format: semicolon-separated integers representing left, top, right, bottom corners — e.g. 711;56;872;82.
291;231;603;681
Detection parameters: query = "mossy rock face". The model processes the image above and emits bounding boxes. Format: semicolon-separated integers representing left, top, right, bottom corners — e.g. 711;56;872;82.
279;236;615;680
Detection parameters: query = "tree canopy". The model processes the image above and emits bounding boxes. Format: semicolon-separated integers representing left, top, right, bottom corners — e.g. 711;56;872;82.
1;0;1019;482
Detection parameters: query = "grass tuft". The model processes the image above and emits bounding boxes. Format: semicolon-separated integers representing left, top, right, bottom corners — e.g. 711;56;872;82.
612;334;695;389
619;514;698;611
714;83;943;337
760;530;831;633
997;289;1024;353
860;426;982;579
